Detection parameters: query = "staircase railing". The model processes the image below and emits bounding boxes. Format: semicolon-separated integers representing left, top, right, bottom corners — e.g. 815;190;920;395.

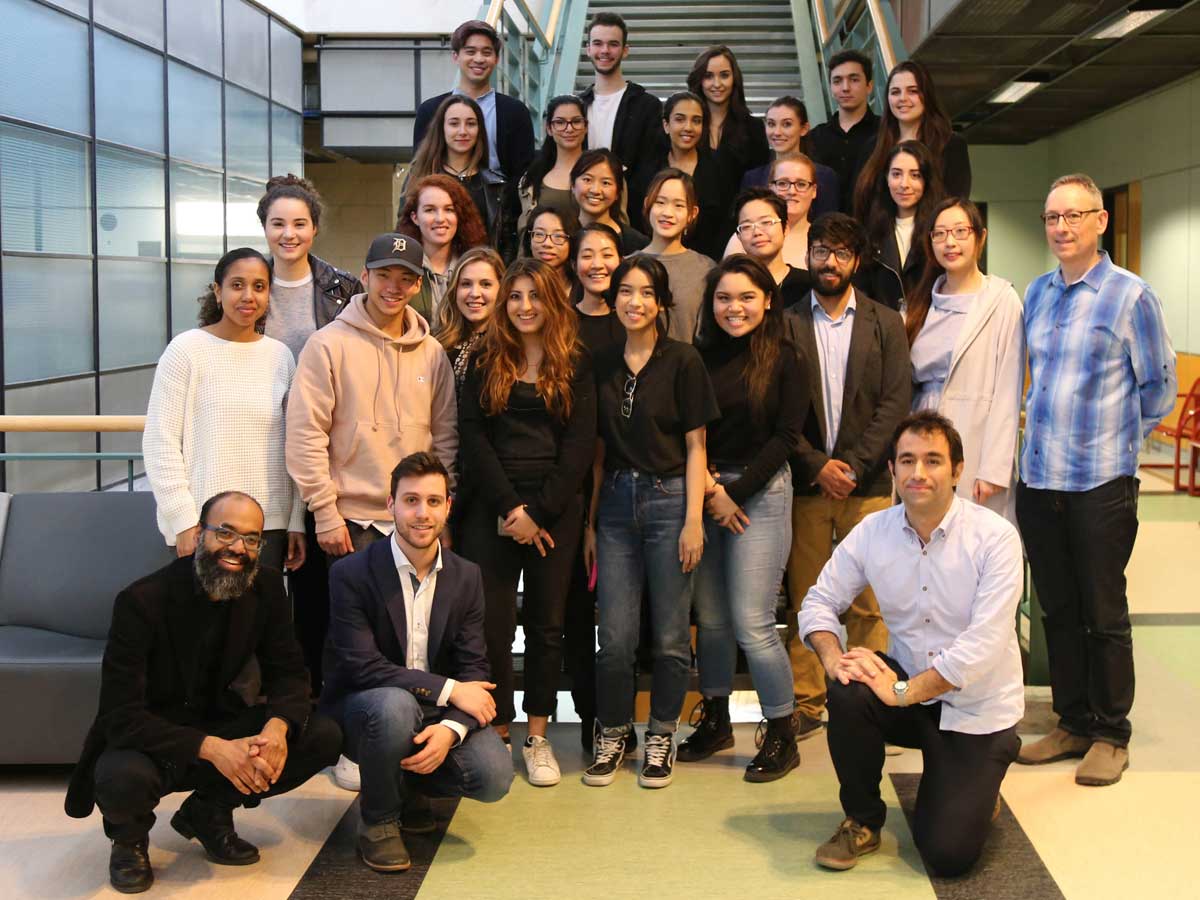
808;0;907;114
484;0;587;128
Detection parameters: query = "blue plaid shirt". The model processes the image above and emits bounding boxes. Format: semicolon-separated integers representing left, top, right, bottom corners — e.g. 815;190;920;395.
1021;252;1176;492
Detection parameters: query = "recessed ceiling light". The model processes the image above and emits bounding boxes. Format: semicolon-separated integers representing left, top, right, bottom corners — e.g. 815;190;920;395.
990;81;1041;104
1087;9;1171;40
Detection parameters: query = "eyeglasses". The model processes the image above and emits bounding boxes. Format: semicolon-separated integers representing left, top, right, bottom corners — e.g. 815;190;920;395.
769;178;814;193
735;217;782;236
621;375;637;419
530;229;569;246
201;523;264;552
809;245;855;264
1040;209;1101;227
930;225;975;244
550;117;586;131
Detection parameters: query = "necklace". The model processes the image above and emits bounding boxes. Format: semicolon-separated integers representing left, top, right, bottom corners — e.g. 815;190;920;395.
443;162;473;179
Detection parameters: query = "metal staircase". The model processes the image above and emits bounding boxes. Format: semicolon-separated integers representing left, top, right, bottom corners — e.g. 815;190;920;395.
573;0;806;114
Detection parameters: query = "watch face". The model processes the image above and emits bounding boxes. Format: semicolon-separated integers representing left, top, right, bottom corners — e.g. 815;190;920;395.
894;681;908;692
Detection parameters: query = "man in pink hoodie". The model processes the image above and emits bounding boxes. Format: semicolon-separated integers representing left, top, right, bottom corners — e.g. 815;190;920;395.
287;233;457;562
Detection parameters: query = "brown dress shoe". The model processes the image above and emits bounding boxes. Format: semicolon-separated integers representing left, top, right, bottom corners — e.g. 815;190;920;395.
1075;742;1129;786
1016;727;1092;765
815;818;881;870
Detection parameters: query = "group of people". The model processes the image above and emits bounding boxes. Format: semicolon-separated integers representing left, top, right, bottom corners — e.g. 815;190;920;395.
66;12;1179;894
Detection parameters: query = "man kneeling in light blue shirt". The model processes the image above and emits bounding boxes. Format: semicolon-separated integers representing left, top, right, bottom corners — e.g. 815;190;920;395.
798;410;1024;877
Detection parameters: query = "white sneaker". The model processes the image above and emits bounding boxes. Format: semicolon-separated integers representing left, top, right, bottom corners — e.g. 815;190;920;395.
522;735;561;787
333;754;361;791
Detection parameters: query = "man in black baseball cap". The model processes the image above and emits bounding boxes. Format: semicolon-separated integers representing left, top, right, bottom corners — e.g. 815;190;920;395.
364;232;424;276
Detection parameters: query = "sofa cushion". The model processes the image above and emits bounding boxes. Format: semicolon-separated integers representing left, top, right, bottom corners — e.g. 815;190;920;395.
0;492;172;640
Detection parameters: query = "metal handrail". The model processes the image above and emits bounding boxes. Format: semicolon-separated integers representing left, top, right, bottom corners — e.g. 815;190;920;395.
811;0;908;114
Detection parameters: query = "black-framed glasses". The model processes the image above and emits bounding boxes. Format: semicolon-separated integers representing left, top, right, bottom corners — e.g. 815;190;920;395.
1040;209;1101;227
930;225;975;244
769;178;814;193
201;523;264;552
530;229;569;246
809;245;855;264
735;217;782;236
621;375;637;419
549;116;586;131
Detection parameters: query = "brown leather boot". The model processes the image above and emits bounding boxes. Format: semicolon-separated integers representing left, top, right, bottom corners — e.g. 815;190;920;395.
1075;742;1129;786
1016;727;1092;765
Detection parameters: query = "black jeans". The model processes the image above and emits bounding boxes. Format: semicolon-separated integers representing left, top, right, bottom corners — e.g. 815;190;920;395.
563;540;597;725
93;707;342;843
292;510;331;691
458;492;584;724
1016;476;1138;745
826;660;1020;878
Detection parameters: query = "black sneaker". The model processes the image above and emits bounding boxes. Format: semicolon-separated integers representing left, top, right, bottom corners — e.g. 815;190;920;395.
638;731;677;789
677;697;734;762
745;716;800;782
582;724;629;786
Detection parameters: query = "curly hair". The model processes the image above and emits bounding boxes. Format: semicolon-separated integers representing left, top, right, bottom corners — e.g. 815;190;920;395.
476;257;580;421
197;247;271;329
434;246;505;350
395;174;488;254
256;174;322;227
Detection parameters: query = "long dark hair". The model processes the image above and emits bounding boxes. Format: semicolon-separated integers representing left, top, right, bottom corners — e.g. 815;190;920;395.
697;255;785;423
606;255;674;340
854;60;954;220
860;140;944;261
197;247;271;328
686;46;755;158
904;197;985;346
408;95;489;182
521;95;587;201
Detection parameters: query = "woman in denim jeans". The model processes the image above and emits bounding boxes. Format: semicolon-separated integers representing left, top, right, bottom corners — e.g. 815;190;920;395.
680;255;808;781
582;256;720;789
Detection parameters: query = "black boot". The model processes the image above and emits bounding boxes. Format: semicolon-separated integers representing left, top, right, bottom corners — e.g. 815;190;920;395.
745;715;800;782
676;697;734;762
109;839;153;893
171;794;260;865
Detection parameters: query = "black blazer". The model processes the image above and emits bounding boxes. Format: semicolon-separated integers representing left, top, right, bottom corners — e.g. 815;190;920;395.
854;228;926;312
319;541;490;735
65;558;312;818
783;290;911;497
413;91;536;183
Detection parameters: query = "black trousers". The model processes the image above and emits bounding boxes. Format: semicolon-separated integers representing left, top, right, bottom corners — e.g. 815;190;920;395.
459;493;584;725
826;661;1020;878
1016;476;1138;746
93;707;342;843
562;540;597;725
292;510;331;692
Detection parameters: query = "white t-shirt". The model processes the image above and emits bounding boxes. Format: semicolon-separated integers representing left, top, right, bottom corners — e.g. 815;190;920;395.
588;86;628;150
895;216;915;267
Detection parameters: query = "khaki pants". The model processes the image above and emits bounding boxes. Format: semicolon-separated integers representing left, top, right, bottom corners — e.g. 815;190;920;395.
786;493;891;718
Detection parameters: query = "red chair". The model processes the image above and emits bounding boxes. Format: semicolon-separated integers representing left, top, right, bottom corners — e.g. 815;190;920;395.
1142;377;1200;491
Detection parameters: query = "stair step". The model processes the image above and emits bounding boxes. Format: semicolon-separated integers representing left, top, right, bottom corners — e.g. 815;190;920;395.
623;31;799;45
603;5;796;19
590;44;798;59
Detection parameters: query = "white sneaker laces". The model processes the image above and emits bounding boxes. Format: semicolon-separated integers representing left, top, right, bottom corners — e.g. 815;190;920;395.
644;733;673;768
593;731;625;765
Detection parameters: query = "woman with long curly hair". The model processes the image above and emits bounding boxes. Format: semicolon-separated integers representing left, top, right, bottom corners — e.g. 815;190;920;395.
686;45;770;186
457;257;597;784
395;174;489;320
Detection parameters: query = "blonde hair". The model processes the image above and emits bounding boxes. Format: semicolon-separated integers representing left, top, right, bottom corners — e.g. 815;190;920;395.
434;247;505;350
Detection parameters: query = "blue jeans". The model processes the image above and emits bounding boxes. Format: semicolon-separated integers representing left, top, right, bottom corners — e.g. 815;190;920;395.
332;687;513;825
595;470;694;734
694;464;795;719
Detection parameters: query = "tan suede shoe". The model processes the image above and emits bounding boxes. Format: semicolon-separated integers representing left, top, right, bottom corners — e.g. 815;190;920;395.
1075;742;1129;786
1016;727;1092;765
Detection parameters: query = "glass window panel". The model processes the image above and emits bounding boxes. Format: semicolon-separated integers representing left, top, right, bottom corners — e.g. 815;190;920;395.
223;0;269;95
168;62;223;169
226;177;267;253
166;0;221;75
170;260;214;336
96;147;166;258
99;367;155;485
271;104;303;177
0;123;91;254
225;85;270;180
320;48;415;111
98;259;167;369
94;31;165;153
170;163;224;259
95;0;164;50
419;50;457;101
270;19;303;112
42;0;89;15
0;0;89;132
2;255;94;383
3;377;96;493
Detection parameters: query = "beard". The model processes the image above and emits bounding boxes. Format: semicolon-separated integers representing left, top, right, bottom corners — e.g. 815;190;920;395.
194;540;261;601
812;266;854;298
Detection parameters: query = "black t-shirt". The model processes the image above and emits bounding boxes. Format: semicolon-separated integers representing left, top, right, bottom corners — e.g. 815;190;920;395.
575;307;625;361
596;337;720;476
701;333;807;506
779;265;813;309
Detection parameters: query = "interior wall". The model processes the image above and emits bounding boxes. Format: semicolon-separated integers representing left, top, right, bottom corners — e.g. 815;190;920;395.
306;160;404;278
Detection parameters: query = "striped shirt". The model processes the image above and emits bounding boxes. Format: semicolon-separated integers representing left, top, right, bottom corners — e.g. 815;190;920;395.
1021;252;1176;492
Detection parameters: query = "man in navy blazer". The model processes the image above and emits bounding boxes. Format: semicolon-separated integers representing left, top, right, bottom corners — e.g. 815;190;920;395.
320;452;512;873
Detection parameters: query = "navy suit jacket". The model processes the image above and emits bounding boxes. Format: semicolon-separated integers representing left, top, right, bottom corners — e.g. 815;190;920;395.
319;540;490;734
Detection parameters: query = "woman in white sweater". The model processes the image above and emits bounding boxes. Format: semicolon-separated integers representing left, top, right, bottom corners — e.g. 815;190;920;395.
143;247;306;572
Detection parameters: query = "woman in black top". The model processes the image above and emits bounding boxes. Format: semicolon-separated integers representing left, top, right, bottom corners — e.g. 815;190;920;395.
572;222;625;360
582;256;719;790
679;255;806;780
687;46;770;187
458;257;596;780
571;148;650;256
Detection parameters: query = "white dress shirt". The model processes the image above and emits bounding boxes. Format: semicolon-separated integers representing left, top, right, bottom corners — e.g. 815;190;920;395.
390;536;466;742
797;496;1025;734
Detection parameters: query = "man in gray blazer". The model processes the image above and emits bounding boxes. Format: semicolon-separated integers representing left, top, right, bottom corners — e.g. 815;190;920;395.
783;213;911;739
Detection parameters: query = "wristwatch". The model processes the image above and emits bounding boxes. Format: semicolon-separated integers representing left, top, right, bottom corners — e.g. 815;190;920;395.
892;680;910;707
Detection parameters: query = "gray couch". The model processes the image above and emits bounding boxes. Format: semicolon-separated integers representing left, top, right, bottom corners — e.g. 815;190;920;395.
0;491;173;764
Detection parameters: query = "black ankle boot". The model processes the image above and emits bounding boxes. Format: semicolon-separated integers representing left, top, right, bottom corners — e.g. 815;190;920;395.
109;838;153;893
171;794;260;865
677;697;734;762
745;715;800;782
